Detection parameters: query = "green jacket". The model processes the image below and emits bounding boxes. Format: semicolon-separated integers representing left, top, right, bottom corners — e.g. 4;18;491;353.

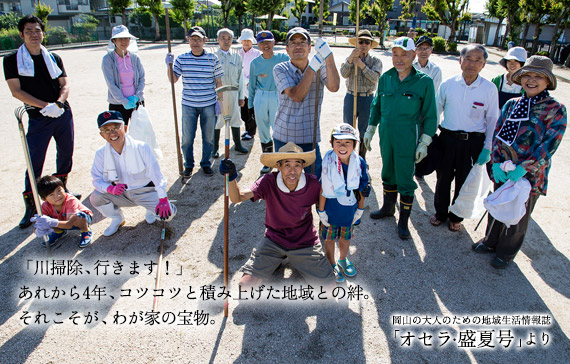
368;67;437;137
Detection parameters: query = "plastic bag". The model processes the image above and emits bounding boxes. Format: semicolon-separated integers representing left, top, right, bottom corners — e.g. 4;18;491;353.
127;106;163;160
449;164;492;219
483;178;531;227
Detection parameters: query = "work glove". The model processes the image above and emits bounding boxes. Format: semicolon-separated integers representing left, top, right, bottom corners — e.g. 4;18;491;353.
491;163;508;183
352;208;364;225
415;134;432;164
309;53;324;72
219;159;238;181
314;38;332;59
476;148;491;165
40;103;64;118
363;125;377;151
507;165;527;182
317;209;330;227
107;183;127;196
125;95;139;110
34;225;53;238
155;197;172;220
215;101;221;116
31;214;59;230
165;52;174;66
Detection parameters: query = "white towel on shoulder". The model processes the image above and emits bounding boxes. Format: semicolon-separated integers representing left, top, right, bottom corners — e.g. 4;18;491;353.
103;135;146;182
16;44;62;79
321;149;361;206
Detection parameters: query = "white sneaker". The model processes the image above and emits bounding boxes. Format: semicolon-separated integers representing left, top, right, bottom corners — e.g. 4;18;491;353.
103;218;125;236
145;210;157;224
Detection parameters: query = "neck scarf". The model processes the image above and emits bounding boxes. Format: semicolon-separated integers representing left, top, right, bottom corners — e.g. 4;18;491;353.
496;90;549;145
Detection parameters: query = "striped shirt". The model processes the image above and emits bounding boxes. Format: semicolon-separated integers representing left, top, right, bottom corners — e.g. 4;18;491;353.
173;50;223;108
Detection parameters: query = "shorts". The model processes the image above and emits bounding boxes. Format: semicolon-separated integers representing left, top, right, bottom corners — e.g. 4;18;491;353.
240;236;334;285
319;223;353;241
67;211;92;231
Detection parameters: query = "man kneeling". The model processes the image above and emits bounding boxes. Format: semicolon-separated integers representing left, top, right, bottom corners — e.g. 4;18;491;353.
90;111;174;236
219;142;334;288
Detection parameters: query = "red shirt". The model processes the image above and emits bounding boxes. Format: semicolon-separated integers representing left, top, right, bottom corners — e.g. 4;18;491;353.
41;193;93;221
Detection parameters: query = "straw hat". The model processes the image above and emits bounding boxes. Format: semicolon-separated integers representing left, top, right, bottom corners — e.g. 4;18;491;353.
260;142;316;168
511;55;557;90
499;46;527;68
348;30;379;48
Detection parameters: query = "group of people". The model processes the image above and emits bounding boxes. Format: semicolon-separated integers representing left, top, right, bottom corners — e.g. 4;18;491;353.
4;13;566;287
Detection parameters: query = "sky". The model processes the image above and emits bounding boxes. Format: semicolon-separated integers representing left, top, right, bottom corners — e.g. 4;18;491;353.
468;0;487;14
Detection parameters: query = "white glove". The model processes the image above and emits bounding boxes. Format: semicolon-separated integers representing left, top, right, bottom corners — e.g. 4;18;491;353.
165;52;174;65
309;53;324;72
352;208;364;225
314;38;332;59
40;103;64;118
317;209;330;227
363;125;377;151
415;134;432;163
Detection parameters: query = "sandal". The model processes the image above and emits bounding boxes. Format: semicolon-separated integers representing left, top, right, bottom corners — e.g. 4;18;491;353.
337;259;357;277
429;215;442;226
333;265;345;283
448;221;462;232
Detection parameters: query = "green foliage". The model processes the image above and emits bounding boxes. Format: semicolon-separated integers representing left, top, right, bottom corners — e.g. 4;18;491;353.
71;14;99;41
0;27;22;50
422;0;469;43
273;30;287;42
432;36;446;52
0;13;20;31
415;28;426;36
446;41;457;52
349;0;369;24
46;26;71;45
34;1;53;27
108;0;131;16
130;10;153;28
290;0;307;25
312;0;330;20
170;0;195;30
399;0;421;19
535;51;549;56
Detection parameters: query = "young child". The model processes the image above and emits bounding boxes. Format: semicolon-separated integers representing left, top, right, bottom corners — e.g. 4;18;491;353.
318;124;370;283
32;175;93;248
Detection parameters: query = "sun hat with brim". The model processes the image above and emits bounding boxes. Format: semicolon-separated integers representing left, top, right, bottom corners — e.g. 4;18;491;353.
392;37;416;51
111;25;137;39
348;30;379;48
97;111;124;128
499;46;527;68
511;55;557;90
260;142;316;168
331;123;359;141
238;28;257;44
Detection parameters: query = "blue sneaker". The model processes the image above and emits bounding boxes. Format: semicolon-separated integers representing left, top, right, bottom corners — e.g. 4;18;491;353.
337;258;357;277
42;229;66;247
79;229;93;248
333;264;345;283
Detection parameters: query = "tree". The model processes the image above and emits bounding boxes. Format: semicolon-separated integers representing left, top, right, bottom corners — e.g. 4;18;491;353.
0;12;20;31
108;0;131;25
34;1;52;29
312;0;330;21
220;0;232;27
349;0;369;25
290;0;307;26
72;14;99;40
497;0;521;48
547;0;570;59
171;0;195;37
370;0;394;49
422;0;469;44
399;0;423;20
247;0;284;30
485;0;505;46
520;0;550;54
233;0;248;33
246;0;262;30
138;0;163;41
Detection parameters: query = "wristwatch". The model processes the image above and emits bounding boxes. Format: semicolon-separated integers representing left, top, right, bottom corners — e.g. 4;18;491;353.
55;101;65;109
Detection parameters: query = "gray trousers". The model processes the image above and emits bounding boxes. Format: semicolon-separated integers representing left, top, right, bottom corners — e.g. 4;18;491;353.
90;187;159;212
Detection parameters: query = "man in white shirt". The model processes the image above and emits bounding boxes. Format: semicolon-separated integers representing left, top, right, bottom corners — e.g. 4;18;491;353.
430;44;500;232
90;111;175;236
413;36;442;92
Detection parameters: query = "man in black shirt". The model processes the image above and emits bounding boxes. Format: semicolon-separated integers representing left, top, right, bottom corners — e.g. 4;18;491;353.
4;15;77;228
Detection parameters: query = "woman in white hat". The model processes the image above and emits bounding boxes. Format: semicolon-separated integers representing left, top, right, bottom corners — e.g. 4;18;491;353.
237;28;261;140
491;46;527;109
102;25;145;129
473;56;567;269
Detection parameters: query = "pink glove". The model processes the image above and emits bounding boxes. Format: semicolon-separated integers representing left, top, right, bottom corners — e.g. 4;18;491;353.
107;183;127;195
155;197;172;220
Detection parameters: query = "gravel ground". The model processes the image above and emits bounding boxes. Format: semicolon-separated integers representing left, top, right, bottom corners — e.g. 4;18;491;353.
0;41;569;363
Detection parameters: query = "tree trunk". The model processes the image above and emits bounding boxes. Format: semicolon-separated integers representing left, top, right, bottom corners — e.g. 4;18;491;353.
267;12;273;30
238;15;242;34
122;12;127;26
448;20;457;44
183;15;188;38
521;23;529;49
154;14;161;41
502;22;510;48
549;11;567;59
531;22;541;55
251;13;256;31
493;17;503;47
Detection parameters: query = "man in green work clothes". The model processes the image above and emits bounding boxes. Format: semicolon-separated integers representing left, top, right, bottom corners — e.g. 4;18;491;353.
363;37;437;240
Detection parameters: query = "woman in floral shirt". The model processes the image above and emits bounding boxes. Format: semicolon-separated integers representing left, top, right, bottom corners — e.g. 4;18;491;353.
472;56;567;269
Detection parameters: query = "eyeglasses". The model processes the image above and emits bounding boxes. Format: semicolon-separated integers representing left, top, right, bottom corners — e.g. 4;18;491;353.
288;41;309;47
100;125;123;134
358;40;371;45
417;46;432;52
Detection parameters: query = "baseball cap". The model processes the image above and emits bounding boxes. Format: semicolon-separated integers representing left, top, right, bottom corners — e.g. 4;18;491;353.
331;123;359;141
286;27;311;44
189;26;206;38
97;111;124;128
256;30;274;43
392;37;416;51
415;36;433;47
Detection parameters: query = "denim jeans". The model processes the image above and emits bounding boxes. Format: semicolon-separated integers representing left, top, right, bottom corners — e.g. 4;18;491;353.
343;93;374;138
181;104;216;169
274;138;322;180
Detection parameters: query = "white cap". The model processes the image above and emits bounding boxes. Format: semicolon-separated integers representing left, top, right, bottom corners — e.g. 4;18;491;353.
238;28;256;44
392;37;415;51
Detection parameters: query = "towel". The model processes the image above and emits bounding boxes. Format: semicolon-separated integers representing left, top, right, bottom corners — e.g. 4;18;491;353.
321;149;361;206
103;135;146;182
16;44;62;79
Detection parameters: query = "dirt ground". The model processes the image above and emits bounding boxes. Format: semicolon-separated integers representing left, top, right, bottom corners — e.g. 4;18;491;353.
0;41;569;363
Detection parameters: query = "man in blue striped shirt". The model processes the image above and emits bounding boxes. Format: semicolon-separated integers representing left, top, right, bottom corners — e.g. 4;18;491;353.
166;26;223;177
